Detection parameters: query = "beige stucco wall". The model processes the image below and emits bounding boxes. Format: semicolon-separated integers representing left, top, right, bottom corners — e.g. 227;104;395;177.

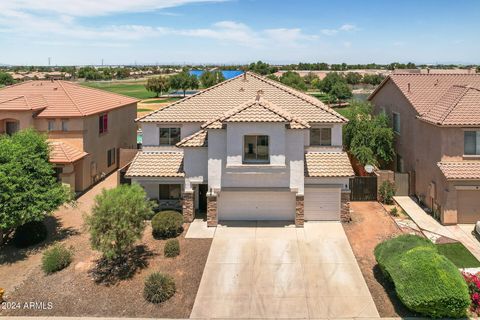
0;111;35;133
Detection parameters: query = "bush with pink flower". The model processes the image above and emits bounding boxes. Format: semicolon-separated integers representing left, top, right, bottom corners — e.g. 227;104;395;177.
463;272;480;314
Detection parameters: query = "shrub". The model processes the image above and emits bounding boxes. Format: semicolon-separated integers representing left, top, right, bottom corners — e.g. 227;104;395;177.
42;244;73;274
375;235;470;318
463;272;480;314
144;272;176;303
389;207;398;217
379;180;396;204
151;211;183;239
164;239;180;257
12;221;48;248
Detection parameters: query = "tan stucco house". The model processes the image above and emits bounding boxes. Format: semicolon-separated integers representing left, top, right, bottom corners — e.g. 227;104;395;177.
127;72;354;227
369;74;480;224
0;80;138;193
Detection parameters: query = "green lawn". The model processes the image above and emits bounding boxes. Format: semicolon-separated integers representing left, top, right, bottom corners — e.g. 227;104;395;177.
82;81;156;100
137;108;154;112
142;97;181;104
334;106;353;117
436;242;480;268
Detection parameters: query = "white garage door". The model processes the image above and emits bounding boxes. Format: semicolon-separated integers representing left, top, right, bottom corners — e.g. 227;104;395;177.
304;187;341;221
217;191;296;220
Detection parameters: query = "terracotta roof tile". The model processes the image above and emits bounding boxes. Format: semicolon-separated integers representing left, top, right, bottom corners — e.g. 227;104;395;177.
305;152;354;177
0;94;48;111
176;130;208;147
48;141;88;164
125;151;184;177
437;161;480;180
0;80;138;117
138;72;346;124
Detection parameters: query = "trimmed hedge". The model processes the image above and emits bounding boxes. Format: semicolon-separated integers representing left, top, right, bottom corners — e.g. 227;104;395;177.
375;235;470;318
144;272;176;303
12;221;48;248
42;244;73;274
164;238;180;257
151;210;183;239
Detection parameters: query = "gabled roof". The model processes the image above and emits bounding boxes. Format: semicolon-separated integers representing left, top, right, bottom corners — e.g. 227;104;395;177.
419;85;480;126
125;151;184;178
0;80;138;117
201;97;310;129
176;129;208;147
49;141;88;164
368;74;480;116
304;152;354;177
437;161;480;180
138;72;346;124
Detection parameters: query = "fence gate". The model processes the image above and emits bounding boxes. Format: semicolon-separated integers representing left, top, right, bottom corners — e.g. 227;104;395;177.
395;172;409;196
349;176;377;201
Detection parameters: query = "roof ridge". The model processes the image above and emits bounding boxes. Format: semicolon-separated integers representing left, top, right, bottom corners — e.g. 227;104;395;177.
176;129;206;146
56;80;86;117
391;73;480;76
246;72;347;122
0;95;25;104
137;73;245;122
437;86;471;124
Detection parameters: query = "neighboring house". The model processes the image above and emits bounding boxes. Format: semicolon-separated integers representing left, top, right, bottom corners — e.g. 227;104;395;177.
0;80;138;193
127;72;353;227
369;74;480;224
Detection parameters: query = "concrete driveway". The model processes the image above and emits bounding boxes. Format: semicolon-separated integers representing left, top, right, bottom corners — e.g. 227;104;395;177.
190;221;379;319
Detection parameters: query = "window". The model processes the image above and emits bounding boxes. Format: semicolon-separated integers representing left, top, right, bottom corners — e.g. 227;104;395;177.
244;135;269;163
99;113;108;134
159;127;181;145
310;128;332;146
392;112;400;134
61;119;68;132
47;119;55;131
5;121;19;135
159;184;181;200
107;148;116;167
464;131;480;155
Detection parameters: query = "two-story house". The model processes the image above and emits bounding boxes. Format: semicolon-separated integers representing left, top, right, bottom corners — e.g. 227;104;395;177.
0;80;138;193
127;72;354;227
369;74;480;224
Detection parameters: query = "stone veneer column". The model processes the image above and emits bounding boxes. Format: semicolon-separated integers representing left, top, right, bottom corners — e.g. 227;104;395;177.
340;190;351;223
207;194;218;227
182;191;194;223
295;195;304;227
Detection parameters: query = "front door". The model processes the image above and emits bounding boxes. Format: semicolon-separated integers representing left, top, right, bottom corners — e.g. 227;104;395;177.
198;184;208;213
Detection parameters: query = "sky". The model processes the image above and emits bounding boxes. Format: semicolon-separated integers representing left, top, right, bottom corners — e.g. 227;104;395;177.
0;0;479;66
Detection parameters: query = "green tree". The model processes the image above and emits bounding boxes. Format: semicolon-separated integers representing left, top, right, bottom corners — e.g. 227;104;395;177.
145;76;170;97
362;74;385;85
0;72;14;86
279;71;307;91
199;70;225;88
0;129;71;243
330;82;353;101
169;72;199;97
343;101;395;167
266;74;279;81
345;72;362;85
318;72;346;93
248;61;277;75
85;184;155;260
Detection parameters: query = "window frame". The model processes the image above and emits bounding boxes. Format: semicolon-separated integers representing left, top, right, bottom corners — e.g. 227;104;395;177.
107;148;116;167
243;135;270;164
464;131;480;156
159;127;181;146
61;119;68;132
99;113;108;134
159;184;182;200
392;112;401;135
310;127;332;146
47;119;55;132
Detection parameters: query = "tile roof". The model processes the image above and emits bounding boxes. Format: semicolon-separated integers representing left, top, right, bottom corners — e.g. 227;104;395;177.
369;74;480;116
48;141;88;164
420;86;480;126
138;72;346;124
304;152;354;177
176;129;208;147
202;97;310;129
125;151;184;178
0;80;138;117
437;161;480;180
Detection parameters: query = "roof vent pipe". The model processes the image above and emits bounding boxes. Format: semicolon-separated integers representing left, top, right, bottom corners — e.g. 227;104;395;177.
407;83;411;92
243;71;247;81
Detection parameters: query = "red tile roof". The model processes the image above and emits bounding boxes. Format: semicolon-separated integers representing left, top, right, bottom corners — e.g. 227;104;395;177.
0;80;138;117
437;161;480;180
49;141;88;164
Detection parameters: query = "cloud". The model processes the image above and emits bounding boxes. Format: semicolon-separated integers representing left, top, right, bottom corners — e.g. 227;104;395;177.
343;41;352;48
321;24;358;36
339;24;357;31
393;41;406;47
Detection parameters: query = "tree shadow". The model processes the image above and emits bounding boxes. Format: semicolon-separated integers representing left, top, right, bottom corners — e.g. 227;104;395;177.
0;215;80;265
89;245;156;286
372;264;418;317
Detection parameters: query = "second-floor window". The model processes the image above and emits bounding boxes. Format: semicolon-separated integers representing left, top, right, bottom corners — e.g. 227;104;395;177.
310;128;332;146
244;135;269;164
99;113;108;134
61;119;68;132
107;148;116;167
48;119;55;131
392;112;400;134
464;131;480;155
159;128;181;145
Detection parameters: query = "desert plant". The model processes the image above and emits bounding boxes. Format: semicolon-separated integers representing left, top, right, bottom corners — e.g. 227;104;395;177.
389;207;399;217
164;239;180;257
379;180;396;204
42;243;73;274
151;210;183;239
12;221;48;248
375;235;470;318
144;272;176;303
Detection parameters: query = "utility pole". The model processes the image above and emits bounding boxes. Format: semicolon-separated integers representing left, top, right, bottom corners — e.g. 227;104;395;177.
48;57;51;66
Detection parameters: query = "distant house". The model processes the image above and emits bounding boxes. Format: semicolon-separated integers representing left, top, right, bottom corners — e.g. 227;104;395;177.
0;80;138;193
369;74;480;224
127;72;353;226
